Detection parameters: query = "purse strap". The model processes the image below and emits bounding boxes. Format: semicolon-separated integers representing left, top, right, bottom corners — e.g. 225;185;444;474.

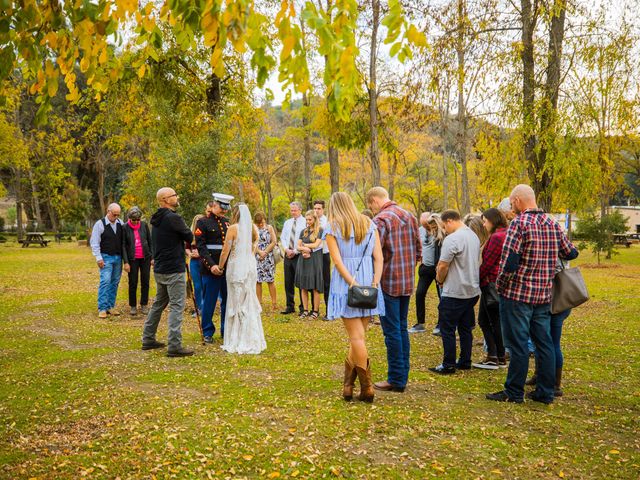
350;229;373;287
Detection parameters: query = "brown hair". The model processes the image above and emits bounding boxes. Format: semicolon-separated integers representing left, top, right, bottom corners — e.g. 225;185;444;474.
441;209;461;222
230;205;258;243
481;208;508;233
328;192;371;244
463;214;489;246
254;211;267;226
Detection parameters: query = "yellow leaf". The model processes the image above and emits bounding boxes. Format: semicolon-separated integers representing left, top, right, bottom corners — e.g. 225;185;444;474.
80;56;90;72
268;473;280;479
281;35;295;60
99;47;108;65
291;470;300;477
559;472;565;478
242;455;253;461
609;449;620;455
137;64;146;79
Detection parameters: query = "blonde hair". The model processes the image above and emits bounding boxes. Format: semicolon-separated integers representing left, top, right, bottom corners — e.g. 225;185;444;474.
365;186;389;204
463;214;489;246
190;214;204;233
303;210;320;242
328;192;371;244
426;214;446;244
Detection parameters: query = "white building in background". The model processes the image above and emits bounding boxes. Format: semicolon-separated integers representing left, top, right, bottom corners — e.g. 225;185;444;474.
611;206;640;234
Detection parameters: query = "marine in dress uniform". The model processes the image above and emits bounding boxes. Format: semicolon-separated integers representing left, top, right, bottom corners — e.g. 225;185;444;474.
196;193;234;342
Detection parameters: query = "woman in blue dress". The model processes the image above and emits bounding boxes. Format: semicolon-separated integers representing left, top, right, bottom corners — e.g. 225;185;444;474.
324;192;384;403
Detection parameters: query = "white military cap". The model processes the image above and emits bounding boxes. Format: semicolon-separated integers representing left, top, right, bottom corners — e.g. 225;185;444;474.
497;197;511;211
212;193;234;210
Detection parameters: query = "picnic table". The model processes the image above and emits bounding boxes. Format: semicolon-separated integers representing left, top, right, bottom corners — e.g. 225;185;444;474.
20;232;49;248
613;234;633;247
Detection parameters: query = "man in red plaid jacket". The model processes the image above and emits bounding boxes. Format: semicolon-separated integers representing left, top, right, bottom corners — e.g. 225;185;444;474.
367;187;421;392
486;185;578;405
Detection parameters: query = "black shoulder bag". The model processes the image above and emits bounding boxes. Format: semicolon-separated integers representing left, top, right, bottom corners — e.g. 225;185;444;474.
347;231;379;309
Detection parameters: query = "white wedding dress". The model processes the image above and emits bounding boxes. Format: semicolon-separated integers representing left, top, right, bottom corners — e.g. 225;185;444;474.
221;204;267;355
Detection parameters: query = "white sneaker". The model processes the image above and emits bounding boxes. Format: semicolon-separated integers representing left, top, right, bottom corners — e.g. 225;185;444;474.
472;358;499;370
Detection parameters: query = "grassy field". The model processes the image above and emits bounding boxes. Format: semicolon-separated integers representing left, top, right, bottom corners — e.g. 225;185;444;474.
0;242;638;479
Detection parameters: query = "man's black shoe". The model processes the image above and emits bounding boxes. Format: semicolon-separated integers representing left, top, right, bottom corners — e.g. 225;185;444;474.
455;363;472;370
429;364;456;375
525;390;553;404
141;341;166;351
486;390;523;403
280;309;295;315
203;336;213;344
167;347;195;357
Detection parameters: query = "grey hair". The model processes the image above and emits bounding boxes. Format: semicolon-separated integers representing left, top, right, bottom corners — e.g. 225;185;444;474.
289;201;302;210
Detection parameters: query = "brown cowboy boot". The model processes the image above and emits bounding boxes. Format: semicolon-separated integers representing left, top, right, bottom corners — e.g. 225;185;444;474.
554;367;563;397
343;359;358;401
356;359;375;403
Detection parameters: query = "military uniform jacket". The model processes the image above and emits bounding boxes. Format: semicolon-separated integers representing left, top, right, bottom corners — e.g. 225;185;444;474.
195;214;230;277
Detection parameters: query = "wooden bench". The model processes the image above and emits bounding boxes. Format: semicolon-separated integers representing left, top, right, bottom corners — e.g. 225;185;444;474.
21;232;49;248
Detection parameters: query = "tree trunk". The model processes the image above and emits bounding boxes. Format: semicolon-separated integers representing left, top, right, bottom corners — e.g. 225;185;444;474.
521;0;538;203
369;0;381;186
536;0;566;212
388;151;399;200
456;0;470;215
442;153;449;210
15;168;24;240
27;168;43;228
207;70;222;116
302;92;312;209
328;145;340;193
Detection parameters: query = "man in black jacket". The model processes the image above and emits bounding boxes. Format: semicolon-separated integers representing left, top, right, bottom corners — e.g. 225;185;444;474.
142;187;195;357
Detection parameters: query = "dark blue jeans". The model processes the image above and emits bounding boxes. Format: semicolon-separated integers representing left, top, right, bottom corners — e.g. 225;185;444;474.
201;274;227;338
379;294;411;387
500;297;555;402
189;258;203;312
530;309;571;369
438;296;479;368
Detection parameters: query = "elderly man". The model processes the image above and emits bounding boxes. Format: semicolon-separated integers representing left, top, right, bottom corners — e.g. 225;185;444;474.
142;187;195;357
280;201;307;315
486;184;578;404
367;187;421;392
90;203;124;318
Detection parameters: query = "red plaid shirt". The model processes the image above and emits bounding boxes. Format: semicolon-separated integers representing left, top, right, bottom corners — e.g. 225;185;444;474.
480;227;506;287
497;209;575;305
373;202;421;297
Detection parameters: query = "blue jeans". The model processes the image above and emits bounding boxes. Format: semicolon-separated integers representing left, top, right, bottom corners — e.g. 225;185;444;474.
201;274;227;338
379;294;411;387
500;297;555;402
189;258;203;312
530;309;571;369
98;254;122;311
438;296;479;368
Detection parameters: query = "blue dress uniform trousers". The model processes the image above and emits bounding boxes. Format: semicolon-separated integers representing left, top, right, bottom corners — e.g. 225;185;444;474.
201;273;227;338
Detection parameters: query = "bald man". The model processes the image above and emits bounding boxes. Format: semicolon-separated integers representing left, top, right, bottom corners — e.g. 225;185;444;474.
90;203;124;318
142;187;195;357
486;184;578;405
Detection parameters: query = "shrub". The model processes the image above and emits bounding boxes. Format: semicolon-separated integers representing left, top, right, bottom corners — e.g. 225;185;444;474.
575;211;628;264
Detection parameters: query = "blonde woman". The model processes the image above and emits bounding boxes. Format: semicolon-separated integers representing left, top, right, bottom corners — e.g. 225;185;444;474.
217;204;266;354
186;213;205;314
295;210;324;319
409;212;446;335
324;192;384;403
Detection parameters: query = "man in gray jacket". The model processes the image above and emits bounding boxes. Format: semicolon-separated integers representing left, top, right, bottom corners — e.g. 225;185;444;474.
142;187;195;357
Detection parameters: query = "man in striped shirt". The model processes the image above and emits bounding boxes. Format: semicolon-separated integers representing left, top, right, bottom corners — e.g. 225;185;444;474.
486;185;578;404
367;187;421;392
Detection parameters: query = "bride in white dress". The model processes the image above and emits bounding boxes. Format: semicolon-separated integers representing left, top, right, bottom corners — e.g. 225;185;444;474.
217;204;267;354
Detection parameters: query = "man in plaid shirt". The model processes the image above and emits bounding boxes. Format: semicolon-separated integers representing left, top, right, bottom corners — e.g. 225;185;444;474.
487;185;578;404
367;187;421;392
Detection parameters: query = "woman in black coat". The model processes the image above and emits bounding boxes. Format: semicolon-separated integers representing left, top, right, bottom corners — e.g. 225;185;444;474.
123;206;153;316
